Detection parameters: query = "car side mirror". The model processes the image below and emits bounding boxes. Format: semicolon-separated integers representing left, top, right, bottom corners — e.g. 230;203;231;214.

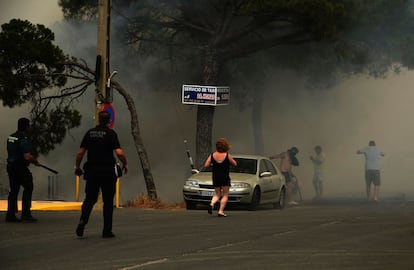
191;169;200;174
260;171;272;177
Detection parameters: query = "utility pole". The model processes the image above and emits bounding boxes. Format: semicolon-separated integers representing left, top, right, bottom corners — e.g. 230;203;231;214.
95;0;112;125
78;0;113;205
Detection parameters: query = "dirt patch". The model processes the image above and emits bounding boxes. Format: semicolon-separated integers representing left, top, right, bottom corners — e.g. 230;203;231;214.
125;194;185;210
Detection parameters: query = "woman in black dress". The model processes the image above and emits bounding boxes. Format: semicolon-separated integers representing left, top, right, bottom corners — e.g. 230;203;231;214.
204;138;237;217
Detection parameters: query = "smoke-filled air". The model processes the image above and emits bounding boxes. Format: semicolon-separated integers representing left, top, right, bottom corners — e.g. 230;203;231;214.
0;0;413;204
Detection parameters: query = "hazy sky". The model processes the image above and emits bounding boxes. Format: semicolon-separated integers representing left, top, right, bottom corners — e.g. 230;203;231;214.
0;0;62;26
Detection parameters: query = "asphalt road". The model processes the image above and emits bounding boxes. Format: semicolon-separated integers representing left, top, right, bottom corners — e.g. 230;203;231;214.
1;198;414;270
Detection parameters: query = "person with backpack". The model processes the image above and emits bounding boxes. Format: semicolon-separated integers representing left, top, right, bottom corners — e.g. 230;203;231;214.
270;146;300;205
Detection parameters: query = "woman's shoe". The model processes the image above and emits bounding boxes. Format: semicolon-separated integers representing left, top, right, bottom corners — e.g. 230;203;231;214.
208;205;213;215
217;213;227;217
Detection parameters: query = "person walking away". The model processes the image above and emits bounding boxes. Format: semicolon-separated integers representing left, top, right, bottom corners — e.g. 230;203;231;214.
74;111;128;238
6;117;40;222
204;138;237;217
310;145;326;200
357;140;384;202
270;147;299;205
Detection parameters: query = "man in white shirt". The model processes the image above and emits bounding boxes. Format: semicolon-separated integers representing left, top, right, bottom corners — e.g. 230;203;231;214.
357;140;385;202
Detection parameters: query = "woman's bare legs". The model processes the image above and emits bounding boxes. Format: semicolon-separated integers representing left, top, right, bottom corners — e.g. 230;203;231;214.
211;187;222;207
218;186;229;215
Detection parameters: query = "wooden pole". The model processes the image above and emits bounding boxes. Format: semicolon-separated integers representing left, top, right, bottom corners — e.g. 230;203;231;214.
95;0;112;120
94;0;112;209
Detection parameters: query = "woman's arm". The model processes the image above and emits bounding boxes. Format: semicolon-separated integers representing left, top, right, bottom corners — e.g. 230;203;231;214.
228;153;237;166
204;155;212;168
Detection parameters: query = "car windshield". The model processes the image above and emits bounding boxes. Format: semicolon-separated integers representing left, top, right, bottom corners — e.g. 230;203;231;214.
201;157;257;175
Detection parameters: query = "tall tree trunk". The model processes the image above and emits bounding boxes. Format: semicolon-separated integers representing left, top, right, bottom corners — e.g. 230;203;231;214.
195;48;219;168
113;81;158;200
195;106;215;168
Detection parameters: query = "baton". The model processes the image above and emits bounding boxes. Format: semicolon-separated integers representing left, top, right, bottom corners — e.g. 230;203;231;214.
39;164;58;174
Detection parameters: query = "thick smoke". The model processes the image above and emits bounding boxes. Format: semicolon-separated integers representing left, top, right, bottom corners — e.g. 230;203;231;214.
1;1;413;204
215;69;414;201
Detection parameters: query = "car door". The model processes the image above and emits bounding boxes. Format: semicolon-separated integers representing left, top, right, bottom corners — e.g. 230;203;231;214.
263;159;282;201
258;159;275;202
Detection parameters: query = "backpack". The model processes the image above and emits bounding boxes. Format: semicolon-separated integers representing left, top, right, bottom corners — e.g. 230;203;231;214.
289;151;299;166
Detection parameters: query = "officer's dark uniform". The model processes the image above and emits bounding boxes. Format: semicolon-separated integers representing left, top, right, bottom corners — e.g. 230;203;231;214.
78;124;120;235
6;130;34;221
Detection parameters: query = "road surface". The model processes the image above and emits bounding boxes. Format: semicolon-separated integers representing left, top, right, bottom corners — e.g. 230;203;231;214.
1;198;413;270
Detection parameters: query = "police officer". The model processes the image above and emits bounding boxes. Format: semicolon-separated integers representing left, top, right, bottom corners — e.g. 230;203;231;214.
6;117;40;222
74;111;128;238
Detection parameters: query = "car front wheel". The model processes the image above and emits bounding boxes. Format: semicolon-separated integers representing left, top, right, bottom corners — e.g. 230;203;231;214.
273;187;286;209
248;187;260;211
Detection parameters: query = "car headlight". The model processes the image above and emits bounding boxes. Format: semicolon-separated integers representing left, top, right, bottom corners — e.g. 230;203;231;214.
185;180;199;187
231;182;251;188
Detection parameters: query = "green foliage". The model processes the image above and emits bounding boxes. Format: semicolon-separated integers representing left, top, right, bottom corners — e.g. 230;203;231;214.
0;19;85;156
334;0;414;77
0;19;67;107
57;0;414;78
241;0;345;40
401;36;414;70
31;106;82;156
59;0;98;21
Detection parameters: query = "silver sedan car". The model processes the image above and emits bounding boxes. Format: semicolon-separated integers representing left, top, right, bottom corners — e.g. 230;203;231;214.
183;155;286;210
